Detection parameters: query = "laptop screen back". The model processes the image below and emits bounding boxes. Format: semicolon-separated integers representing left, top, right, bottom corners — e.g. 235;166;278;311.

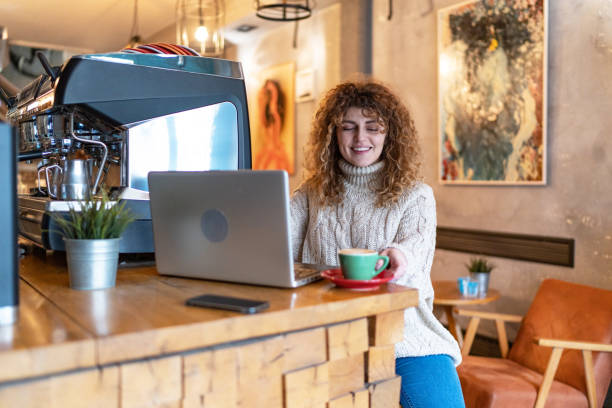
148;170;299;287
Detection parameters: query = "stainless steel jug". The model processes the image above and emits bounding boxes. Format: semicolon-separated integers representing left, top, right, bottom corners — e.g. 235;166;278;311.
39;163;62;198
37;164;57;196
46;159;93;200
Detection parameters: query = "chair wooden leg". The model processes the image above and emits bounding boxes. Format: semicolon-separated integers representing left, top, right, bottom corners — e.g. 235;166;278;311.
495;319;509;358
582;350;597;408
534;347;563;408
444;306;463;348
462;317;480;357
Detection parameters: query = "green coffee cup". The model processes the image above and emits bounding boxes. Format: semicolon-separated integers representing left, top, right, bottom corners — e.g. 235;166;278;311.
338;248;390;280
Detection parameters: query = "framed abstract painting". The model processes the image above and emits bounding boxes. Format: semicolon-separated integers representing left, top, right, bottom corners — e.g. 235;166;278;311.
438;0;548;185
250;62;296;174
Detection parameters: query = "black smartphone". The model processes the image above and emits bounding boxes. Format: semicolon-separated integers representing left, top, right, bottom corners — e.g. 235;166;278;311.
185;294;270;314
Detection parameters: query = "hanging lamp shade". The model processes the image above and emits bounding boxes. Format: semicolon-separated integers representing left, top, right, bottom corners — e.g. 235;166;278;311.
176;0;225;57
0;27;8;71
125;0;143;49
255;0;312;22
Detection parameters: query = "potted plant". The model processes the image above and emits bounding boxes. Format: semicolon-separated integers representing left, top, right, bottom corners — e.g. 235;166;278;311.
465;257;495;297
51;191;135;290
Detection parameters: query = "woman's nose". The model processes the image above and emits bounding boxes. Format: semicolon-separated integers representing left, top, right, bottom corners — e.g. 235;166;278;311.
354;127;367;142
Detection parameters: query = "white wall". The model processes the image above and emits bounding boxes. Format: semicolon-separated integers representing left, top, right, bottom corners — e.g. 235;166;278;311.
232;4;342;191
372;0;612;338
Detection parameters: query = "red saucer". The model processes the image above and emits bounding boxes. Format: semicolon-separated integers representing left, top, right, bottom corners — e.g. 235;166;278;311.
321;268;395;291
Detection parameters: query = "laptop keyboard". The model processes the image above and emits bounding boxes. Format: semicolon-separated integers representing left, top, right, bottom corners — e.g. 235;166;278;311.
294;265;319;280
293;263;335;280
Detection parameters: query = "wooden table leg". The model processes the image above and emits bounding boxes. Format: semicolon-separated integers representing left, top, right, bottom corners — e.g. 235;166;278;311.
443;305;463;348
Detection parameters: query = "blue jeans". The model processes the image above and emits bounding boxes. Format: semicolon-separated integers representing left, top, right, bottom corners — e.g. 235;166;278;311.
395;354;465;408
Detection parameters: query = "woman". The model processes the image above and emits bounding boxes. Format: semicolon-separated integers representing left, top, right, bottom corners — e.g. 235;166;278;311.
290;79;464;408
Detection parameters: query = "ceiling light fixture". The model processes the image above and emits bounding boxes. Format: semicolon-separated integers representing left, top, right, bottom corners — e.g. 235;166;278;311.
254;0;312;22
126;0;143;48
176;0;225;57
0;27;9;72
254;1;313;49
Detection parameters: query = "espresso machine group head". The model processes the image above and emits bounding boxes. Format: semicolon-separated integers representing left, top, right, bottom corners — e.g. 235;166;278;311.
8;52;252;253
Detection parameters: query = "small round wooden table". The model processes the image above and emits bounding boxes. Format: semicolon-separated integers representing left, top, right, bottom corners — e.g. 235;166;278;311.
432;280;500;347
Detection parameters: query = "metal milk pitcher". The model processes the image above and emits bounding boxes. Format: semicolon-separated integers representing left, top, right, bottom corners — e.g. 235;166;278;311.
47;159;93;201
37;164;62;197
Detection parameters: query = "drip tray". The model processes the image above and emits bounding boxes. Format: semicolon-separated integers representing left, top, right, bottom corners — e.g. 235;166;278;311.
18;195;117;212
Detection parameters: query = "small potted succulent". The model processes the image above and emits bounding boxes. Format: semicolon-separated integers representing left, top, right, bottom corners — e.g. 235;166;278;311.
51;190;135;290
465;257;495;297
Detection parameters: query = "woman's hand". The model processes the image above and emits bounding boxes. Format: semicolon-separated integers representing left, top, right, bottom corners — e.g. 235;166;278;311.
378;247;407;278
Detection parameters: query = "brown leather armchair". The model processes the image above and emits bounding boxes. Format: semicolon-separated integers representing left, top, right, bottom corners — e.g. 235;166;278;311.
456;279;612;408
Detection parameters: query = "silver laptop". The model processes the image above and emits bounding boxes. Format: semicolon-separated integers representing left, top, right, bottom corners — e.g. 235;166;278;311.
147;170;332;287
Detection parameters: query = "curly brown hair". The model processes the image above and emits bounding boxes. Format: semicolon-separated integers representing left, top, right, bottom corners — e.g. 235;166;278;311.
302;78;422;207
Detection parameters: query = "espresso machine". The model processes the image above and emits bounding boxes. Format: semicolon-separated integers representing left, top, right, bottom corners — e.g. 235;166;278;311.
4;52;251;253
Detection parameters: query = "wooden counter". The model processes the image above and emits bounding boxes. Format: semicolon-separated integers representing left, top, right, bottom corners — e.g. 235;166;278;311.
0;252;418;407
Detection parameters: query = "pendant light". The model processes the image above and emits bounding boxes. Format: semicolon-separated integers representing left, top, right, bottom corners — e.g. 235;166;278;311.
254;0;312;22
176;0;225;57
0;26;8;72
254;1;313;48
126;0;143;48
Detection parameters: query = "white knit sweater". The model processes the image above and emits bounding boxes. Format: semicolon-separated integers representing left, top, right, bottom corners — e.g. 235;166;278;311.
290;159;462;365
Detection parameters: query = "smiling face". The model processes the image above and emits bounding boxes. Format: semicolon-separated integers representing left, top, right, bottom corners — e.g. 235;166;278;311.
336;106;387;167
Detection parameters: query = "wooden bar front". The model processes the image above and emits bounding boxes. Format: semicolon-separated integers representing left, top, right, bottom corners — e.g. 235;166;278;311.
0;253;417;407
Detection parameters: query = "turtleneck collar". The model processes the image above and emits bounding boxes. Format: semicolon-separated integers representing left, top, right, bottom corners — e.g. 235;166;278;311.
338;159;385;189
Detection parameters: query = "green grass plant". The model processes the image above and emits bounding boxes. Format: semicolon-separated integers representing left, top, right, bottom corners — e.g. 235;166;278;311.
51;190;135;240
465;257;495;273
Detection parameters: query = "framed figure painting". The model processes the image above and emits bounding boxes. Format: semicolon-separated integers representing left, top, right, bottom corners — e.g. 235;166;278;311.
438;0;548;184
250;62;295;174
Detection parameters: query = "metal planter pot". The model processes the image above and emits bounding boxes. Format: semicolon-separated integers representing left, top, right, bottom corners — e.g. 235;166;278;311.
64;238;121;290
470;272;490;297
